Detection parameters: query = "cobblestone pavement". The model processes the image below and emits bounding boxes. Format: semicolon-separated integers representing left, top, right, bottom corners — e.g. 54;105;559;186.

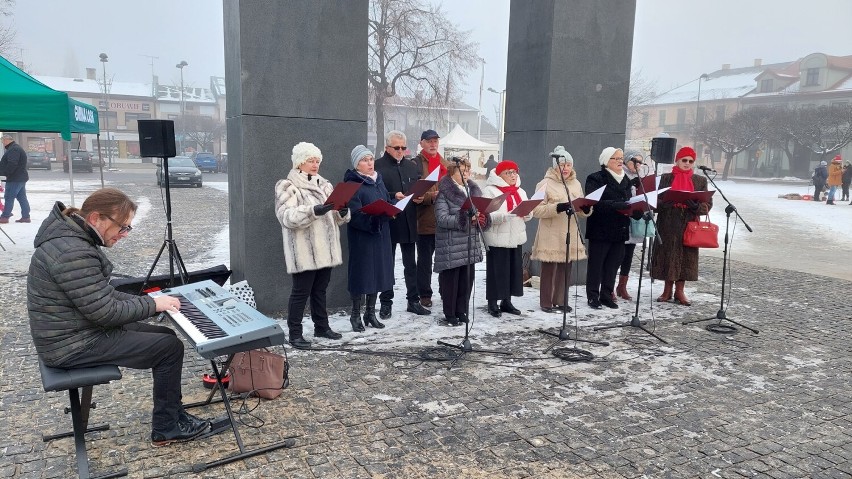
1;183;851;479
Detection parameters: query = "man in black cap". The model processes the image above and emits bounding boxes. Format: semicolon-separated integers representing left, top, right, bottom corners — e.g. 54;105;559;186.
375;130;430;318
413;129;444;307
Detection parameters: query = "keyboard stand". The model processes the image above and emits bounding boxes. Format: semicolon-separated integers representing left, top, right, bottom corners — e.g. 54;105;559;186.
184;355;296;473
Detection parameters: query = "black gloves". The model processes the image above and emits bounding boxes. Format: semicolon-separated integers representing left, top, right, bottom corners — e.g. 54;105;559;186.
580;205;592;214
631;210;644;220
610;201;630;211
685;199;700;211
339;207;349;218
555;202;574;215
313;203;334;216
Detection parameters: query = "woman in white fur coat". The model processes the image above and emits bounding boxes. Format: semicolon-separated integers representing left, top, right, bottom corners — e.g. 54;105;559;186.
482;160;531;317
274;142;349;349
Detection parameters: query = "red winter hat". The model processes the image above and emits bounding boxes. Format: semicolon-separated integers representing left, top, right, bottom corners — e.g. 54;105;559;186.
832;155;842;162
676;146;697;161
495;160;519;175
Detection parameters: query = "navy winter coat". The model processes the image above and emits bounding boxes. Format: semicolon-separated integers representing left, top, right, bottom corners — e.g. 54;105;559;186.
344;169;394;295
584;167;632;243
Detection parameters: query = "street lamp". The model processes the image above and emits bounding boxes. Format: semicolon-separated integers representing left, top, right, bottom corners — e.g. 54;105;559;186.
176;60;188;154
477;58;485;140
99;53;113;169
487;87;506;160
694;73;709;159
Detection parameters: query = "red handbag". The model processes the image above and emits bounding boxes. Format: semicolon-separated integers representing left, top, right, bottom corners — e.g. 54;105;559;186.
683;215;719;248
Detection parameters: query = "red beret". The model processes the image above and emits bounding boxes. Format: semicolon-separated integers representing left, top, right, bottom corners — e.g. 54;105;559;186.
495;160;519;175
676;147;697;161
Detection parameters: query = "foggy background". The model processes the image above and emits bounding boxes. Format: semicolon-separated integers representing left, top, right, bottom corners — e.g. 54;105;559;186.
4;0;852;126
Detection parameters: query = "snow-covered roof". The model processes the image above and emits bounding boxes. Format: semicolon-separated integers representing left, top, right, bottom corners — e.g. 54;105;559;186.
210;76;226;98
35;75;154;98
156;84;215;104
650;62;794;105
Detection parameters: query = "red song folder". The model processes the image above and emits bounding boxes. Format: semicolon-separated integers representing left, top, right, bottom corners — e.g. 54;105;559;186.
406;167;440;198
324;181;362;210
571;185;606;210
660;189;715;204
637;174;658;194
509;189;545;217
359;194;413;217
461;194;507;214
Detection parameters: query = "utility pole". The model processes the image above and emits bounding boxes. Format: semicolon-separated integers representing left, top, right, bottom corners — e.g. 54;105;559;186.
139;54;159;97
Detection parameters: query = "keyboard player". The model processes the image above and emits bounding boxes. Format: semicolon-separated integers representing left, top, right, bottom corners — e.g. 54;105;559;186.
27;188;210;447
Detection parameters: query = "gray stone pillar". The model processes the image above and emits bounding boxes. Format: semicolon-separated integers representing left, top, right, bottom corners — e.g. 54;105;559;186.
224;1;368;314
504;0;636;282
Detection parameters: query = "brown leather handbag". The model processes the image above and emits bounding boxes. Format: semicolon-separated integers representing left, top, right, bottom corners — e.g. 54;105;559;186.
228;348;288;399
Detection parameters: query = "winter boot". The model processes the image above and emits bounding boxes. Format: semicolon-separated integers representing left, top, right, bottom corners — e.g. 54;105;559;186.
487;300;501;317
500;299;521;315
656;281;674;303
673;280;692;306
350;296;365;332
362;293;385;328
616;275;632;300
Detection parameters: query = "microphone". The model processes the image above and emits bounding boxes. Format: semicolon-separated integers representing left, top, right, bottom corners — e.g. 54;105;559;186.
450;156;464;163
628;158;644;165
697;165;716;173
550;154;564;159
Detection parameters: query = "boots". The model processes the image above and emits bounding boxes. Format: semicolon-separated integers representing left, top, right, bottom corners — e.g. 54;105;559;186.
673;280;691;306
487;300;501;317
656;281;674;302
350;296;365;332
362;293;385;328
500;299;521;315
616;275;632;300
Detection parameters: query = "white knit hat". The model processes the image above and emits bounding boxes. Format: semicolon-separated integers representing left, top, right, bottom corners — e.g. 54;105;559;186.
350;144;373;168
291;142;322;169
599;147;621;166
550;145;573;167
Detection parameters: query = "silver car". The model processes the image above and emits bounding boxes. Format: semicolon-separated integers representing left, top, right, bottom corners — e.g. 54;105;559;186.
156;156;203;188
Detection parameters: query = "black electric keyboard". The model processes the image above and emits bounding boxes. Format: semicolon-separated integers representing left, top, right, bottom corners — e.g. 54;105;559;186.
151;280;287;359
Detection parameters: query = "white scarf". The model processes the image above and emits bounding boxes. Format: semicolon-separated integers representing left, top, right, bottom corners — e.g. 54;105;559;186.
606;167;625;184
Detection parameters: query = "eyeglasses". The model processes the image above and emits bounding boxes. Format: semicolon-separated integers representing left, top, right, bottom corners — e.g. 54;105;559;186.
500;170;519;176
680;159;696;164
102;214;133;234
386;146;405;151
610;157;624;161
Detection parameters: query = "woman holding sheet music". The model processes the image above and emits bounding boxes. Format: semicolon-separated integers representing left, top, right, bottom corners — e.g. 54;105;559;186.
650;146;713;306
531;147;589;313
482;160;531;317
344;145;395;331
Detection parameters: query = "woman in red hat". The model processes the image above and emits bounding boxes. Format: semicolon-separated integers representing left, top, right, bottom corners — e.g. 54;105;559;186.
482;159;530;317
650;146;713;305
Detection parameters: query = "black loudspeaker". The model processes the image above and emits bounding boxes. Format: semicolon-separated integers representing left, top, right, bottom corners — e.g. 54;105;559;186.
138;120;177;158
650;136;678;164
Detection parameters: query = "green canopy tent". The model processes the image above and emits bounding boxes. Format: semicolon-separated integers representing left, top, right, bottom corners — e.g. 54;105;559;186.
0;55;101;205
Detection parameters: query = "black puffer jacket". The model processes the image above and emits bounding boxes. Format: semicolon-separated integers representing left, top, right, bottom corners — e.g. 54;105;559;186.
584;167;632;243
28;202;157;366
433;175;491;272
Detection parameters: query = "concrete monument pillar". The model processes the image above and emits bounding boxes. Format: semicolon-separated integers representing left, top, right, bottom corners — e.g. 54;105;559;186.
224;1;368;313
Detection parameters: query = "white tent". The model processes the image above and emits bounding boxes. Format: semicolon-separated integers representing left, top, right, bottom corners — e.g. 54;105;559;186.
438;124;499;166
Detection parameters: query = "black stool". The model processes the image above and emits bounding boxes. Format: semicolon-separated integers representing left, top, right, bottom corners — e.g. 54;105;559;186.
38;357;127;479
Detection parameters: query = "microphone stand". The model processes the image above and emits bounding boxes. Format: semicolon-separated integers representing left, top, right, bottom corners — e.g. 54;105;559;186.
539;162;608;355
682;169;757;334
141;155;189;292
594;160;667;343
437;159;511;369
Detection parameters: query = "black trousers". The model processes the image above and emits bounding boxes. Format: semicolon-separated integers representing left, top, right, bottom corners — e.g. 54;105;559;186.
287;267;332;338
416;233;435;298
486;245;523;300
61;321;184;434
586;240;625;302
842;183;850;201
620;243;637;276
438;264;474;318
813;182;825;200
380;241;418;304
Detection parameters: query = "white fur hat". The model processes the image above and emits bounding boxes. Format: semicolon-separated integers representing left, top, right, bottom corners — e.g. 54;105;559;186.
599;147;621;166
291;142;322;169
550;145;573;167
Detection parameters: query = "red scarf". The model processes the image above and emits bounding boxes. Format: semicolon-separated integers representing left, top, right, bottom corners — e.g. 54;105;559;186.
424;151;447;179
496;184;521;211
671;166;695;192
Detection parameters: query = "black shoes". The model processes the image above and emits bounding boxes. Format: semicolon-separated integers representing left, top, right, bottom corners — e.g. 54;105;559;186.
289;336;312;349
443;315;460;327
587;299;602;310
487;300;502;317
314;329;342;340
151;410;210;447
406;301;431;315
457;312;469;324
363;309;385;328
379;302;392;319
500;300;521;315
600;297;619;309
542;305;573;313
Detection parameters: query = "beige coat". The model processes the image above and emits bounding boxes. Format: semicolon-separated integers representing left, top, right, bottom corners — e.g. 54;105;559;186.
531;168;589;263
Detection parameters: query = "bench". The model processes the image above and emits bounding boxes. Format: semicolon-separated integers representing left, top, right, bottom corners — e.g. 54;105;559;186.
38;357;127;479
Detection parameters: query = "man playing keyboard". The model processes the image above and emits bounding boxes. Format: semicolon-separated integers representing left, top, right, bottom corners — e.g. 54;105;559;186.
27;187;210;446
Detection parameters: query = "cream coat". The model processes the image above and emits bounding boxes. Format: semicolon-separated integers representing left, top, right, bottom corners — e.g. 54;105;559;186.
274;169;349;274
531;167;589;263
481;170;531;248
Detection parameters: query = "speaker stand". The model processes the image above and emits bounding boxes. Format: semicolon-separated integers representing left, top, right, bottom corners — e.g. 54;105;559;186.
141;156;189;292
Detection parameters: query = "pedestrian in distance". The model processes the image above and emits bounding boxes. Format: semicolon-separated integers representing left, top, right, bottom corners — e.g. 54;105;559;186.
826;155;843;205
274;142;350;350
812;160;828;202
0;134;31;224
841;161;851;203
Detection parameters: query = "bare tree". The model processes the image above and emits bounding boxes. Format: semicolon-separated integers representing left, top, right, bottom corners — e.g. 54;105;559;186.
0;0;16;58
788;104;852;162
177;115;225;152
694;107;768;180
625;70;657;132
368;0;479;143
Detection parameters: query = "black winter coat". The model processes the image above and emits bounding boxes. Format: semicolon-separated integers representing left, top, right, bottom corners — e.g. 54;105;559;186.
344;169;394;295
374;152;419;244
28;202;157;366
584;168;632;243
0;140;29;182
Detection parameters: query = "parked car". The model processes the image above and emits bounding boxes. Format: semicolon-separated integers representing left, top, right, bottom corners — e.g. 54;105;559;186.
63;149;94;173
27;152;52;170
191;152;218;173
156;156;202;188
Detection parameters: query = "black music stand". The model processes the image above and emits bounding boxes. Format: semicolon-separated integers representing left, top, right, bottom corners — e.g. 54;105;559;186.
682;171;757;334
436;160;511;368
141;155;189;292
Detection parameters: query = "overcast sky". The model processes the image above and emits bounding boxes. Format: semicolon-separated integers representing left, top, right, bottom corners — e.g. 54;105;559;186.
7;0;852;125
